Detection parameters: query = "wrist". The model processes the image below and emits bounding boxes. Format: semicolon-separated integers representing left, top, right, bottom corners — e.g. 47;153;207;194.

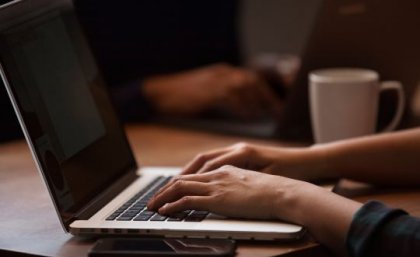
306;145;338;181
282;182;362;256
273;179;321;223
272;146;336;182
310;143;345;181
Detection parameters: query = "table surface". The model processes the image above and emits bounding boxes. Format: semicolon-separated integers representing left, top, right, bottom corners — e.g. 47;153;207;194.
1;124;419;257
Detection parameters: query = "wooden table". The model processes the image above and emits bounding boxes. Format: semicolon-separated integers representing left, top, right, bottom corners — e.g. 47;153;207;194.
1;124;419;257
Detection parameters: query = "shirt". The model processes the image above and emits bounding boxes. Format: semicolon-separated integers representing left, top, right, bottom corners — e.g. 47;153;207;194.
347;201;420;257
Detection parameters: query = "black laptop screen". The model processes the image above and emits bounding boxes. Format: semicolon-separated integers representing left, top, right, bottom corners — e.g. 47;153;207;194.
0;3;137;226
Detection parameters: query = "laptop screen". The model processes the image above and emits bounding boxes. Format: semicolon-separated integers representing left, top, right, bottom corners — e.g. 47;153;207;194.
0;1;137;227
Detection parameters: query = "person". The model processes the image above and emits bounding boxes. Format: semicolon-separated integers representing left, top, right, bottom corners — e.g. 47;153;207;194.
74;0;283;122
0;0;284;143
147;128;420;257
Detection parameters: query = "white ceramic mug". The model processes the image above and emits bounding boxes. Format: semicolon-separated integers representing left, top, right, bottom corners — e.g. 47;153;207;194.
309;68;405;144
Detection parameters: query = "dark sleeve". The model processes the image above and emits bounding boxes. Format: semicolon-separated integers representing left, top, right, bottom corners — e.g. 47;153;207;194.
346;200;420;257
109;80;155;122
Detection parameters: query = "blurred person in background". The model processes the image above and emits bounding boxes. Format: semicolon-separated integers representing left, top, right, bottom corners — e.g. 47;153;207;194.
0;0;290;143
74;0;284;122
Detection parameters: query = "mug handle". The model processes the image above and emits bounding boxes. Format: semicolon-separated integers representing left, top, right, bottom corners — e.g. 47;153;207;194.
379;81;405;132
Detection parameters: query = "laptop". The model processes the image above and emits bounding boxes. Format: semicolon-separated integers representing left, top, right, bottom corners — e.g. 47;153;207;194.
0;0;304;240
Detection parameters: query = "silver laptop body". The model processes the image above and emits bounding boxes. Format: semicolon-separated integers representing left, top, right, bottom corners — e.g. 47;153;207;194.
0;0;303;240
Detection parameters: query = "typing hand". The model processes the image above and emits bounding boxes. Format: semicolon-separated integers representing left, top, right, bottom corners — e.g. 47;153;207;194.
143;63;283;119
147;165;304;220
180;142;332;182
181;143;283;175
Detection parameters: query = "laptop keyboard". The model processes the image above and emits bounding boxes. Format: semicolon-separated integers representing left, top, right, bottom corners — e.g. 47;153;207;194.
106;176;209;222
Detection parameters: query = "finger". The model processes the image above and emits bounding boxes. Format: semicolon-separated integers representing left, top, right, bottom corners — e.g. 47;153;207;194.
154;173;213;198
182;148;229;175
196;150;245;174
148;181;210;211
158;196;213;216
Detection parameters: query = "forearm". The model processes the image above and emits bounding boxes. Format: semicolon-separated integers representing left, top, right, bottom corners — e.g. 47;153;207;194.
313;129;420;186
277;182;362;256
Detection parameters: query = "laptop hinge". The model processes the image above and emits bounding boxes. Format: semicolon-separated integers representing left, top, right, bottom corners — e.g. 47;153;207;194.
75;169;138;221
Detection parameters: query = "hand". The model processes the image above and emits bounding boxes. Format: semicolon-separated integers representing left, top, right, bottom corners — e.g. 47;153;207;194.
181;142;330;182
147;165;304;220
142;63;283;119
147;165;362;257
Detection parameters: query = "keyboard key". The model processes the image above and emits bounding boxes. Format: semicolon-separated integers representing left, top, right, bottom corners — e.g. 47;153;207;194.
128;207;144;211
109;212;122;217
190;211;209;216
124;210;141;214
173;212;188;218
134;215;152;221
187;210;209;221
133;203;147;208
150;214;167;221
120;214;136;219
185;216;206;222
167;217;183;222
106;215;118;221
141;210;155;216
117;217;133;221
167;212;187;221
